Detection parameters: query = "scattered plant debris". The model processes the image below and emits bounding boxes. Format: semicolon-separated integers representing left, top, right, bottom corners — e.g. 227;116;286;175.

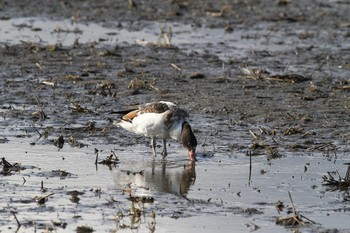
241;67;311;83
121;169;144;176
127;78;158;91
34;192;54;205
275;200;285;214
68;136;87;148
276;191;315;226
308;142;337;152
86;80;116;97
322;164;350;191
128;196;155;204
94;149;119;167
76;225;94;233
52;169;72;178
283;126;305;136
84;121;96;133
189;72;205;79
69;102;89;113
0;157;22;175
67;190;85;204
135;26;173;47
245;221;260;232
98;151;120;165
54;135;64;149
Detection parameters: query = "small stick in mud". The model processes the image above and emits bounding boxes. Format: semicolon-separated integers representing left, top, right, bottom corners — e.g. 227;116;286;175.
249;129;258;140
11;211;21;228
35;192;54;205
32;124;43;140
248;151;252;185
170;63;181;71
94;148;99;165
128;0;136;8
1;157;13;168
288;191;297;216
31;85;47;120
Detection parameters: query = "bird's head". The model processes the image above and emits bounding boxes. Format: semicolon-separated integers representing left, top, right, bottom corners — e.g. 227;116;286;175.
181;122;197;162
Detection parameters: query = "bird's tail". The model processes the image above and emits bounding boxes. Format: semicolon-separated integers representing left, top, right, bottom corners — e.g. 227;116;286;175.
109;109;137;115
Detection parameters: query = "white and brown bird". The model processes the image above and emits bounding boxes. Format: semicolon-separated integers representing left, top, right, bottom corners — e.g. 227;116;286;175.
114;101;197;161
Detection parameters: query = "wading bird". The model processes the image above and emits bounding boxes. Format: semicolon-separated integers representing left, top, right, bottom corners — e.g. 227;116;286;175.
114;101;197;161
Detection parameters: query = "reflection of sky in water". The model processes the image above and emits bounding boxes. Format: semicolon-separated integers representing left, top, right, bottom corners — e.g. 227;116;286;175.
1;134;350;231
2;17;346;62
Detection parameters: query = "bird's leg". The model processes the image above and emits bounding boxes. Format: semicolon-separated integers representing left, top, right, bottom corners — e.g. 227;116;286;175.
151;137;157;157
161;139;167;158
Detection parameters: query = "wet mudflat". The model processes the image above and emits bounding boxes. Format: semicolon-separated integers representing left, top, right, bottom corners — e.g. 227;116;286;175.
1;0;350;232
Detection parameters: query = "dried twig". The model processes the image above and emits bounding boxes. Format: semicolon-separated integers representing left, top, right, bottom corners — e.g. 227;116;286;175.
248;151;252;185
288;191;297;216
11;211;21;227
249;129;258;140
170;63;181;71
94;148;99;165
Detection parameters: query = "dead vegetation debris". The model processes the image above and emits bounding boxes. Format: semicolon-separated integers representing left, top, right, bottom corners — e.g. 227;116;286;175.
111;184;156;231
34;192;54;205
127;196;155;204
240;67;311;83
247;127;281;159
275;200;285;214
76;225;94;233
283;126;305;136
135;26;173;47
206;4;232;17
54;135;65;149
69;103;90;113
86;80;117;97
121;169;144;176
51;169;72;178
189;72;205;79
322;165;350;191
84;121;97;133
95;149;120;166
276;191;315;226
63;74;82;82
127;78;159;91
67;190;85;204
68;136;87;148
0;157;22;175
334;79;350;90
307;142;337;154
98;152;120;165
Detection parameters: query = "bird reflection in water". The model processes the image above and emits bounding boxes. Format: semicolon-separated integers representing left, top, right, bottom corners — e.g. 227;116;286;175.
135;161;196;199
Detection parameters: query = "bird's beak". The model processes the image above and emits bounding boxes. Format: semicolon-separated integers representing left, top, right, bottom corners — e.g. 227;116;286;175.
188;149;197;162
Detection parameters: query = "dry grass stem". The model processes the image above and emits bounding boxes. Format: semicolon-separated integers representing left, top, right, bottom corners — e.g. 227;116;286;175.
170;63;181;71
276;191;315;226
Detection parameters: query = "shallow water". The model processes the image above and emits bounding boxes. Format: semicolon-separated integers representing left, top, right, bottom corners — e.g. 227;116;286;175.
1;133;350;232
3;17;347;62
